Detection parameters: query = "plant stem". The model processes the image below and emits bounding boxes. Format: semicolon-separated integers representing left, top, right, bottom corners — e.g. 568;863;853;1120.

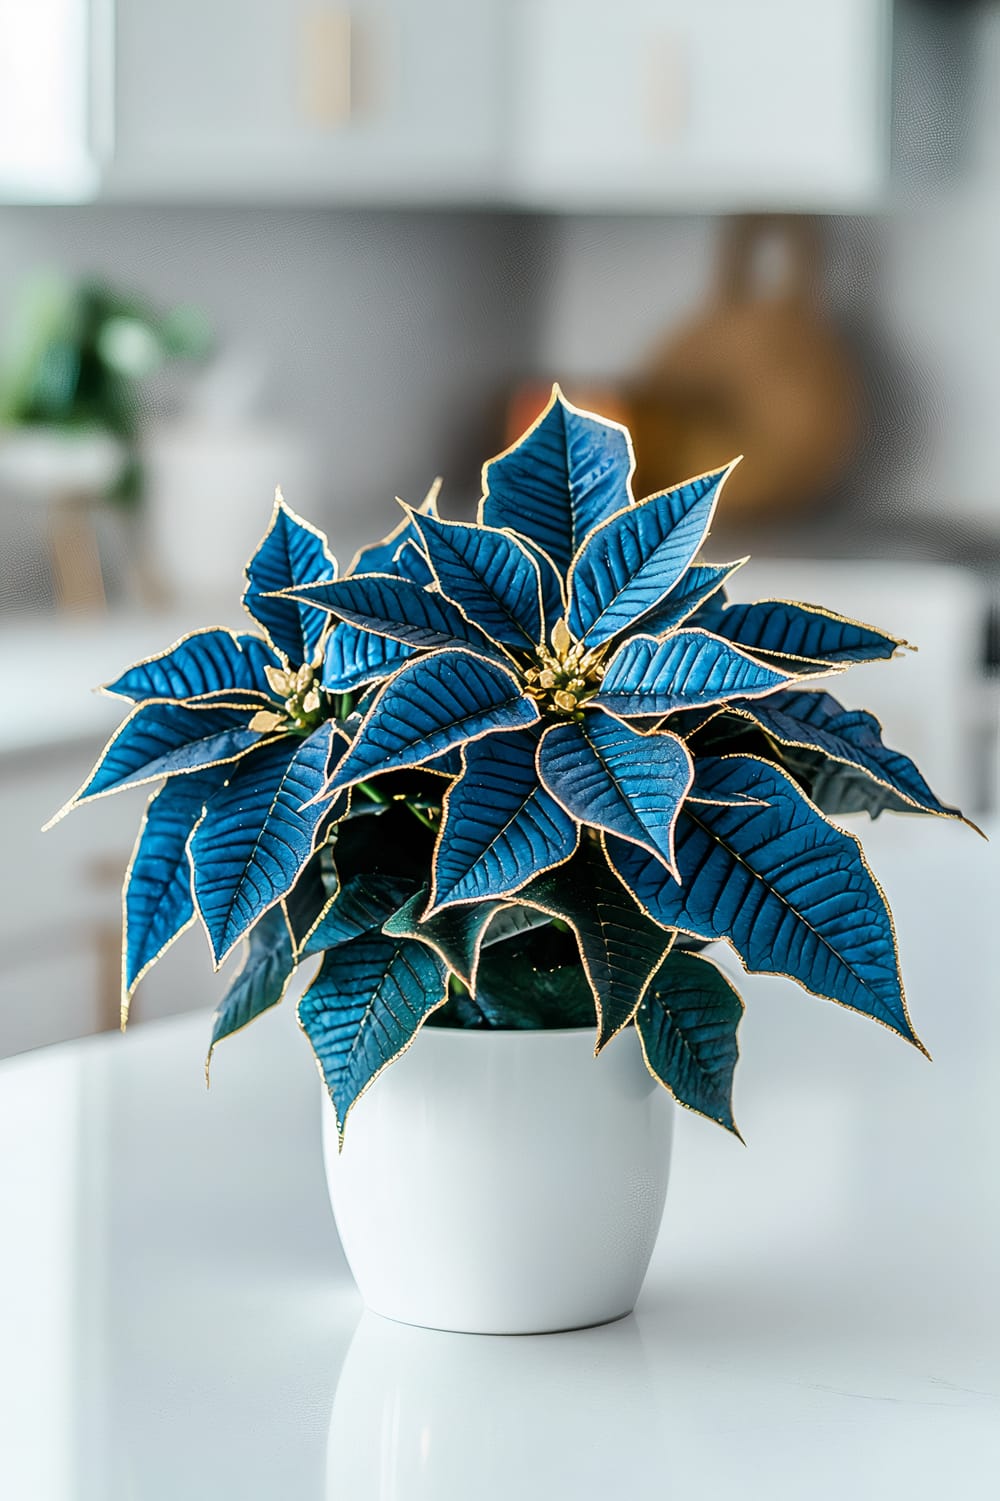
356;780;390;806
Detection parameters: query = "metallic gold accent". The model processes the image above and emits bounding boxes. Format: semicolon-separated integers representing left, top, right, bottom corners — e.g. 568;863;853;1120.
522;627;608;717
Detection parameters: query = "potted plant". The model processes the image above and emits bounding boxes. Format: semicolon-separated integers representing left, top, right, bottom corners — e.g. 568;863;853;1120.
49;389;971;1334
0;275;210;507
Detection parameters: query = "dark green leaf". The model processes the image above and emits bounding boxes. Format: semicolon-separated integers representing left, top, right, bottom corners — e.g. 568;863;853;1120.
474;925;596;1029
521;839;673;1049
637;950;744;1135
299;932;448;1141
206;906;296;1070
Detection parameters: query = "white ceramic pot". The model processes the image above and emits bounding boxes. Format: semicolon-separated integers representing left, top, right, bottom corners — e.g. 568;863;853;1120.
322;1024;674;1335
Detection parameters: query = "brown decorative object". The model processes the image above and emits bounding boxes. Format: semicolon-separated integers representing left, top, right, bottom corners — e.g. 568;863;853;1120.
628;216;861;523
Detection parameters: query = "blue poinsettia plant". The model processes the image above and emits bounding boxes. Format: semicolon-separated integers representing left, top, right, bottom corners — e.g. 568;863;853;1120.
51;390;970;1142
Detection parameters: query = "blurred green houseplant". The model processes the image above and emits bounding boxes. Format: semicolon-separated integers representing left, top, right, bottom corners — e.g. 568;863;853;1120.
0;275;210;505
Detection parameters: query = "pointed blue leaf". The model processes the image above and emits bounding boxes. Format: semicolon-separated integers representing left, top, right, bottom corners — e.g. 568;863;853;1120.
520;839;673;1049
636;950;743;1135
733;689;964;822
321;535;434;692
424;747;463;778
123;767;229;1007
481;389;635;572
632;560;747;638
345;486;438;578
58;703;269;812
192;722;342;964
323;622;414;694
299;932;448;1141
698;598;905;668
593;629;793;719
537;712;692;872
328;651;539;794
243;498;337;665
567;464;736;648
207;906;295;1063
278;573;503;661
393;540;434;586
409;510;544;649
608;755;918;1044
346;517;418;578
430;728;578;910
104;629;281;705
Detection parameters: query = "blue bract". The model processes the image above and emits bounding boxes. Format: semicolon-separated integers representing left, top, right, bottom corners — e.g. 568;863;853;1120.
51;389;973;1143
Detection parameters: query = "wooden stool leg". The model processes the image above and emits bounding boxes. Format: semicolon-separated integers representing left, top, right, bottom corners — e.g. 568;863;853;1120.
48;493;107;613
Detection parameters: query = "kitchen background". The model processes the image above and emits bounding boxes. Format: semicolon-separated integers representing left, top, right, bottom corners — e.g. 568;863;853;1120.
1;0;996;1056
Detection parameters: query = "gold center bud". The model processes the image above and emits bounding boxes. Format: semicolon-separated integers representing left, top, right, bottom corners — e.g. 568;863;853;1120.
523;618;605;717
251;658;325;735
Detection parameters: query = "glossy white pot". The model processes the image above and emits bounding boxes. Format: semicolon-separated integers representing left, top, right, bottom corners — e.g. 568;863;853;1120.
322;1024;674;1335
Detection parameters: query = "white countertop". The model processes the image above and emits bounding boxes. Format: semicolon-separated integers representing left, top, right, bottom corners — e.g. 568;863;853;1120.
1;816;998;1500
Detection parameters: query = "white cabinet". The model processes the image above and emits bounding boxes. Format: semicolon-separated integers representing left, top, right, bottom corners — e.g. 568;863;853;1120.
105;0;505;202
509;0;892;210
96;0;894;209
0;0;103;202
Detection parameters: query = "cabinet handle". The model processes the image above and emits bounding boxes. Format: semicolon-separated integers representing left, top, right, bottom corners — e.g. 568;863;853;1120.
301;8;353;128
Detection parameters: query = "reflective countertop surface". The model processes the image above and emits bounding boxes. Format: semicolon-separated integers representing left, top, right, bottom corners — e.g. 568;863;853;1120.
1;817;998;1500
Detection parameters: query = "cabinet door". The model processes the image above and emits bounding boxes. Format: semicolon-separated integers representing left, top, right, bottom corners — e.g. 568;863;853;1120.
107;0;503;201
510;0;891;210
